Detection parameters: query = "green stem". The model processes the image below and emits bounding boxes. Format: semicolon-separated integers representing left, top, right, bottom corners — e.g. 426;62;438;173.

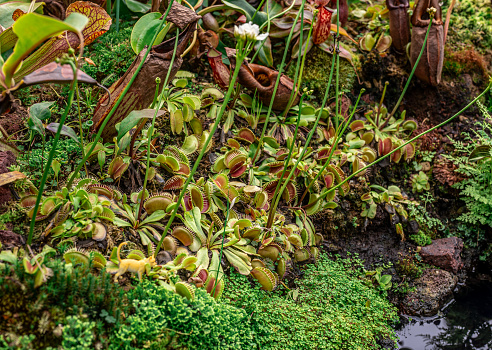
251;0;307;165
281;3;308;117
334;0;340;131
155;57;245;255
75;86;88;177
66;0;175;190
106;0;111;16
265;94;305;228
299;88;364;203
266;50;337;229
27;62;78;246
375;81;389;127
213;195;230;295
388;14;434;118
115;0;120;32
314;82;492;205
138;29;180;222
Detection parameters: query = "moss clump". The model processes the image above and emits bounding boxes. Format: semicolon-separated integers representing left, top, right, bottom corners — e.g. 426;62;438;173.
82;21;136;87
224;254;399;350
443;0;492;52
443;45;489;85
287;46;358;103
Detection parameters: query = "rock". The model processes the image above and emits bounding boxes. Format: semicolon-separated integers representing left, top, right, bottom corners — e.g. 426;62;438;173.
402;268;457;317
408;220;420;234
0;151;16;207
0;230;25;249
420;237;463;273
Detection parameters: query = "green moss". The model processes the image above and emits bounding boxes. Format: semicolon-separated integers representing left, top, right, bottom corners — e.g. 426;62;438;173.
17;138;82;188
288;46;357;104
82;22;136;87
223;254;398;350
443;0;492;52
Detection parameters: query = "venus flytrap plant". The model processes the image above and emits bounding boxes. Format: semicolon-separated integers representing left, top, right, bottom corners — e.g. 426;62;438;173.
299;88;365;204
313;80;492;207
155;22;268;255
300;6;436;210
266;30;338;228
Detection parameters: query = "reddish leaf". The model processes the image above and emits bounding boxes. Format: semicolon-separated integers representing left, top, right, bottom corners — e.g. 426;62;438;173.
22;62;100;87
313;6;334;45
230;162;247;178
378;137;393;156
390;147;403;163
208;48;230;89
14;1;112;79
324;173;334;188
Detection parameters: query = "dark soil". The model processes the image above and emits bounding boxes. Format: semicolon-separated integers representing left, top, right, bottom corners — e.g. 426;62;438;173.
0;151;17;207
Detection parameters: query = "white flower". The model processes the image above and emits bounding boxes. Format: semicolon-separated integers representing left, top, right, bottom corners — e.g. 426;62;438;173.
234;24;247;41
235;21;269;42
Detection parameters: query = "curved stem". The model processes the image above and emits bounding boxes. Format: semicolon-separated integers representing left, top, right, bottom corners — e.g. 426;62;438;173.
265;94;305;228
266;51;336;229
66;0;175;189
314;82;492;206
281;4;310;117
389;14;435;118
27;62;78;245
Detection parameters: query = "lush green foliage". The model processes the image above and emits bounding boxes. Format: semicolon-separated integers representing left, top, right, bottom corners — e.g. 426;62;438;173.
0;258;127;349
444;0;492;52
445;102;492;259
224;254;399;350
447;103;492;228
111;280;259;350
0;258;259;350
17;138;82;187
82;21;136;87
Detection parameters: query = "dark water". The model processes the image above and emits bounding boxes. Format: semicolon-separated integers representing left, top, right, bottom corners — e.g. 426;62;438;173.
396;279;492;350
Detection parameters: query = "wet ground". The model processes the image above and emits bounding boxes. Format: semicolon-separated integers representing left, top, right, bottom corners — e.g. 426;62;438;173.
396;277;492;349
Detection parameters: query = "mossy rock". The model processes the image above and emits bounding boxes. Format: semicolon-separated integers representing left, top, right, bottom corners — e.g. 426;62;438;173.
287;46;358;103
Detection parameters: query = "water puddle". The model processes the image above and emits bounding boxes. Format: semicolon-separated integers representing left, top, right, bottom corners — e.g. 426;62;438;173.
396;279;492;349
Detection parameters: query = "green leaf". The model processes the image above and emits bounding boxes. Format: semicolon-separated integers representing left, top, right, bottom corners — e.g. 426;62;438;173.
223;249;252;275
221;0;268;26
51;159;61;178
27;113;45;138
223;109;234;134
183;96;201;110
0;1;44;29
0;27;17;54
469;145;491;162
29;101;54;121
130;12;164;54
254;37;273;67
116;109;164;145
0;250;17;264
173;78;188;88
140;210;167;226
46;123;79;143
122;0;151;13
2;12;88;88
